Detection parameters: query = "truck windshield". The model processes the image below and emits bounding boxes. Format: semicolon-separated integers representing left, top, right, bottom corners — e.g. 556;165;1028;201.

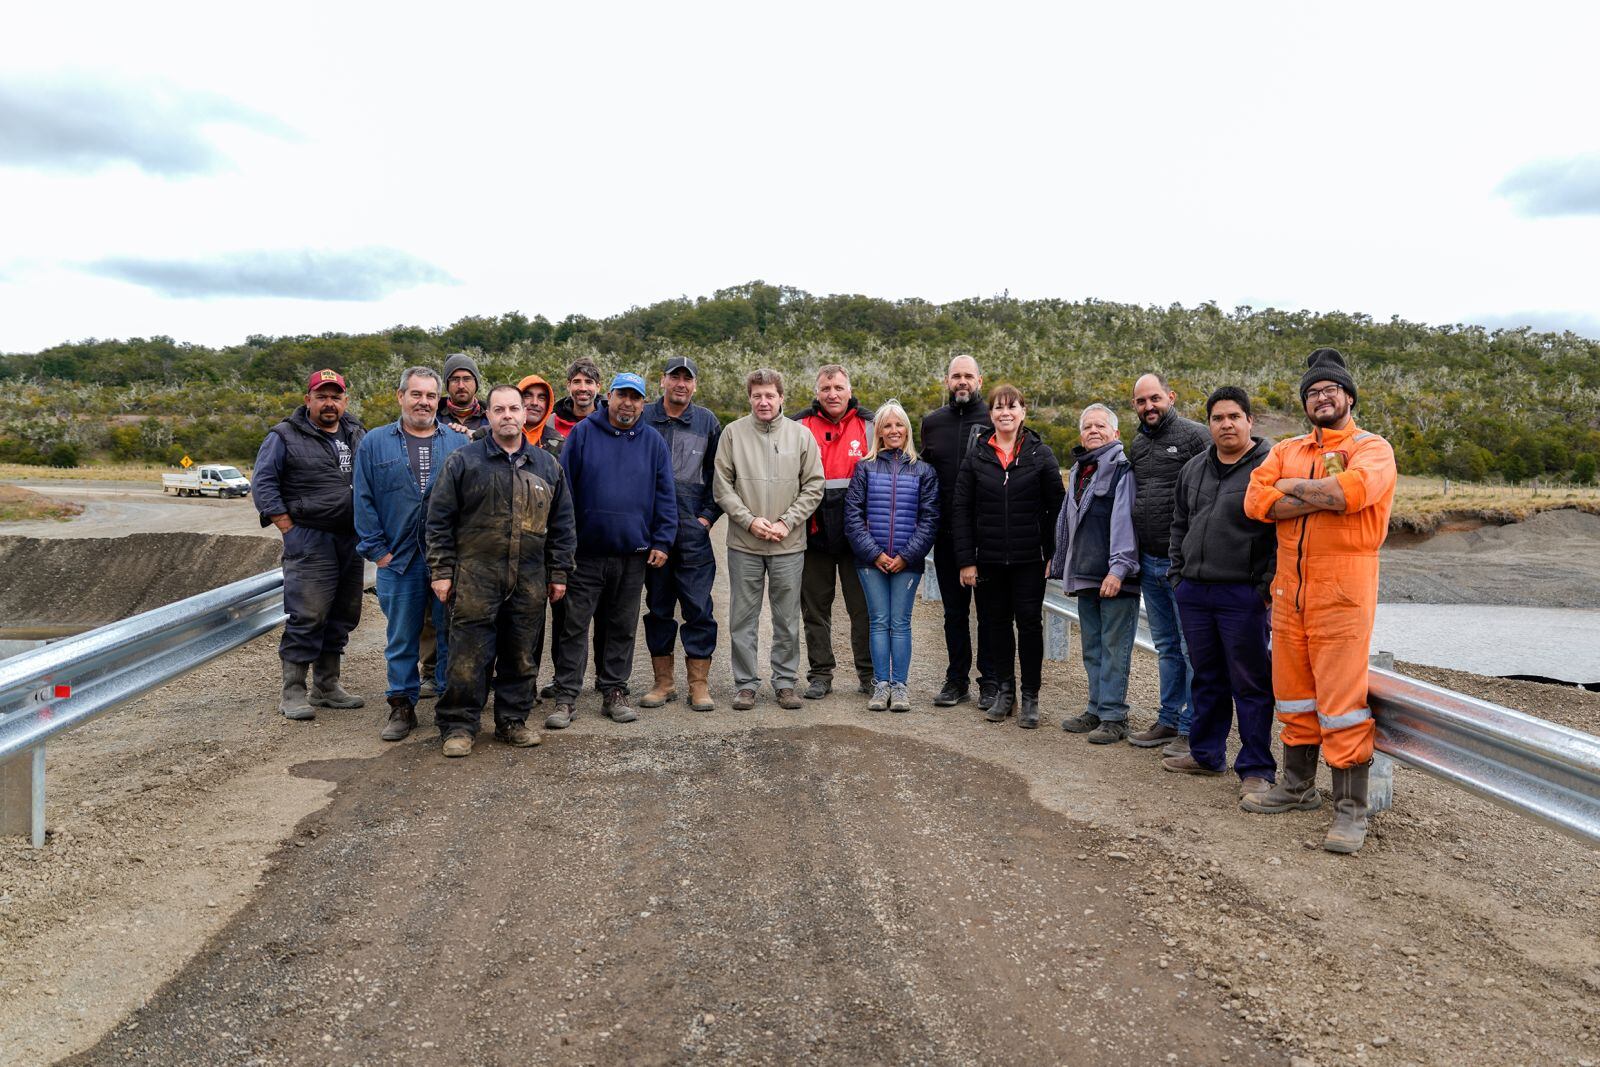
218;468;243;479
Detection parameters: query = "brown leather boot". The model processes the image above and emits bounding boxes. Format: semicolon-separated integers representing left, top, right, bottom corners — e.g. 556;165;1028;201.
640;655;677;708
686;657;715;712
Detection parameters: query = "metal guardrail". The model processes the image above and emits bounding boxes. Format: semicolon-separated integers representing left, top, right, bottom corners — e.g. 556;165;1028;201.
0;570;287;847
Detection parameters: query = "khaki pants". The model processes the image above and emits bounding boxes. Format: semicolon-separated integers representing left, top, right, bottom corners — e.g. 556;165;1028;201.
727;548;805;692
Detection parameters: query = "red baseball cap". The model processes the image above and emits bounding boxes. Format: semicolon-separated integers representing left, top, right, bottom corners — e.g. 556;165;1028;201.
307;369;347;393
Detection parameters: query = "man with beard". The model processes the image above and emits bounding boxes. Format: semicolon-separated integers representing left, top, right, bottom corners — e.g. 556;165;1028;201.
1125;373;1211;756
353;367;470;740
440;352;489;434
427;385;576;757
517;374;565;457
252;369;368;721
639;356;723;713
545;373;677;729
552;357;603;437
1244;348;1397;854
795;365;875;699
919;355;996;709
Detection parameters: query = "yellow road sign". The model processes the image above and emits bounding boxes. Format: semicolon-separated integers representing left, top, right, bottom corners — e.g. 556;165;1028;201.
180;455;193;468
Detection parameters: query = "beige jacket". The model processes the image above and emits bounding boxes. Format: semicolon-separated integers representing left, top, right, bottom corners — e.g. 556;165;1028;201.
713;413;824;555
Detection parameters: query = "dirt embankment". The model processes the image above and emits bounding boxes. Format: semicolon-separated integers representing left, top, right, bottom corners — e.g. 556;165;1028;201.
0;534;283;627
1380;507;1600;607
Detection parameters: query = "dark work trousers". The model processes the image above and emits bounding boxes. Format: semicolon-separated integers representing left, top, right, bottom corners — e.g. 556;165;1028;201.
932;533;992;690
974;560;1047;693
801;546;872;686
279;526;364;664
549;597;609;689
644;519;718;659
1175;580;1278;783
434;570;547;736
553;553;647;703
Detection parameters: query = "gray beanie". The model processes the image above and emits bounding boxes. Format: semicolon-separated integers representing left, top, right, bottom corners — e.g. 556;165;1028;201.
1299;347;1357;407
442;351;482;391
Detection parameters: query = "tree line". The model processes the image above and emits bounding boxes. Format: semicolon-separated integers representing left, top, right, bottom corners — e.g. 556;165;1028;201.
2;281;1596;483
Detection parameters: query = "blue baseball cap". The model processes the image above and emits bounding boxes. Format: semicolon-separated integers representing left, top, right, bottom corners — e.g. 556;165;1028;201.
609;372;647;396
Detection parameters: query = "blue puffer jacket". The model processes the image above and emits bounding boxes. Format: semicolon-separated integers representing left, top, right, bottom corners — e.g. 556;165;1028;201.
843;449;941;572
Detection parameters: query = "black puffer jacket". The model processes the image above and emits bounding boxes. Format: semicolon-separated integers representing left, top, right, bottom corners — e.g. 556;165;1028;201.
1169;438;1276;597
952;427;1066;568
1127;408;1210;557
919;396;991;522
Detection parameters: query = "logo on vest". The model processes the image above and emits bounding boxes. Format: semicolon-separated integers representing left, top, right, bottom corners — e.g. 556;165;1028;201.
849;439;864;456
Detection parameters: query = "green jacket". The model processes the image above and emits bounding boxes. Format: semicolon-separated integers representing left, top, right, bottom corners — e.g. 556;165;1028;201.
712;413;824;556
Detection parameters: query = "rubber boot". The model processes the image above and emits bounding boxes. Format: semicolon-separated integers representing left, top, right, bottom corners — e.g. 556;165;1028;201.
1240;743;1322;814
686;657;715;712
280;659;314;721
640;655;677;708
309;651;365;709
1017;689;1040;729
985;682;1016;723
1323;764;1371;854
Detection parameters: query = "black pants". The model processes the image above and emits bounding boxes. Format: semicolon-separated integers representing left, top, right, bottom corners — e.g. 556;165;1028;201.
549;596;609;687
553;553;647;702
932;533;992;689
435;568;547;736
279;526;363;664
974;560;1046;693
801;547;872;685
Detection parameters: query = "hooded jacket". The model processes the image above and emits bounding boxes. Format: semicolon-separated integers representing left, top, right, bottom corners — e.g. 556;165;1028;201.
952;426;1065;568
1127;407;1210;557
516;374;565;456
794;397;874;554
559;407;678;556
552;395;597;438
1169;436;1276;596
1049;440;1139;597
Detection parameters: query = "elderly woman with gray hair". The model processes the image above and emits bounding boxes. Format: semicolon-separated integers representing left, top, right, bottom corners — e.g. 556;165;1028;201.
1052;403;1141;746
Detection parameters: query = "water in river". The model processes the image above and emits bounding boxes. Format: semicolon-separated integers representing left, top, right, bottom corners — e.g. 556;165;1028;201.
1372;604;1600;685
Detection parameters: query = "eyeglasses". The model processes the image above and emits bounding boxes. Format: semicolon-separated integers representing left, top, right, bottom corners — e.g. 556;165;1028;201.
1305;385;1345;402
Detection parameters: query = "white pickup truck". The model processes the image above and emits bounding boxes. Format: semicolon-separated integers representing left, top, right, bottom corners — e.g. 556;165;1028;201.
161;464;252;498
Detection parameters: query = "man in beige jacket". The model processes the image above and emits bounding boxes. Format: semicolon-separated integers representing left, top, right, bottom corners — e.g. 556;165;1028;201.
713;368;825;710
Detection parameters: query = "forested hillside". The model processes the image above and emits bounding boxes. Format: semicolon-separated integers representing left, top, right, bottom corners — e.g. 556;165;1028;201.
2;281;1596;482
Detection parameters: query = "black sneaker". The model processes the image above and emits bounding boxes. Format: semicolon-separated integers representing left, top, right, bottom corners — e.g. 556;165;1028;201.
977;681;999;711
932;681;969;707
803;679;832;700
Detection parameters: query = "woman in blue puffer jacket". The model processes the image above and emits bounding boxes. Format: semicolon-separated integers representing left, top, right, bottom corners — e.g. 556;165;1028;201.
844;399;941;712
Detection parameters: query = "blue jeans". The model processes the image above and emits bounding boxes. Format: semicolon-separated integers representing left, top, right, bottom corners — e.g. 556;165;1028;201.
375;563;449;702
1140;553;1193;733
856;566;922;685
1078;593;1139;722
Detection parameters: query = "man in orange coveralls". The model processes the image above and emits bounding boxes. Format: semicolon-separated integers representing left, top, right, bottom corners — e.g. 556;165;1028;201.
1242;347;1396;854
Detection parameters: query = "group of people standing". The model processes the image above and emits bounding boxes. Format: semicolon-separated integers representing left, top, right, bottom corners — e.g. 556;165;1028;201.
253;344;1396;854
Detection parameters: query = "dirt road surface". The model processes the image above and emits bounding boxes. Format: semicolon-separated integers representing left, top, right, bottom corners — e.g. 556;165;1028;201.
2;481;1598;1066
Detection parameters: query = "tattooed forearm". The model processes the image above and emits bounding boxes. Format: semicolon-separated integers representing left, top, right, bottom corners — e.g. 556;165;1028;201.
1269;495;1321;519
1273;477;1347;513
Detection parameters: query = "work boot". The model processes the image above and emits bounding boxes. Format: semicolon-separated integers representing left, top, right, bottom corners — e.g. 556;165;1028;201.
417;679;439;701
640;655;678;708
932;681;969;707
1163;753;1224;776
868;681;891;712
1162;734;1191;758
1241;744;1323;814
309;652;365;709
977;680;999;712
775;687;802;710
1060;711;1099;734
732;688;757;711
1087;719;1129;745
545;703;576;730
857;676;873;696
539;682;557;700
1129;722;1180;749
803;678;832;700
1323;764;1371;854
602;688;638;724
441;731;473;758
985;682;1016;723
494;721;541;747
1239;776;1273;799
380;695;417;741
280;659;314;721
889;683;911;713
686;658;715;712
1017;689;1040;729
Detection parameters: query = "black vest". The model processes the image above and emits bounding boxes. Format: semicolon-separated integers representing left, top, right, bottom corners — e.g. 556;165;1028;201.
271;408;364;534
1071;464;1140;596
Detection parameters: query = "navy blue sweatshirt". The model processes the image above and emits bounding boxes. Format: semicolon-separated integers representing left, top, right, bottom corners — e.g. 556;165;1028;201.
559;407;678;556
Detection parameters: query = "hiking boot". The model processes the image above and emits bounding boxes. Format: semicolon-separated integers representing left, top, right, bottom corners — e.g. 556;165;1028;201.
441;731;473;758
867;681;891;712
889;683;911;713
1162;734;1191;758
775;687;802;710
932;681;969;707
539;682;557;700
640;655;677;708
985;682;1016;723
309;651;364;709
1129;722;1180;749
279;659;314;721
1163;753;1223;776
494;721;541;747
1017;689;1040;729
1241;744;1323;814
1059;711;1099;734
977;680;999;712
1239;776;1273;798
803;678;832;700
686;657;715;712
857;677;873;695
545;703;576;730
1087;720;1129;745
380;696;417;741
602;688;638;724
417;679;439;701
1323;764;1371;854
732;688;757;710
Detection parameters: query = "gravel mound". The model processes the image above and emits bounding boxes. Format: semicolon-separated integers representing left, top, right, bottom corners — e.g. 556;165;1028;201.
1380;507;1600;607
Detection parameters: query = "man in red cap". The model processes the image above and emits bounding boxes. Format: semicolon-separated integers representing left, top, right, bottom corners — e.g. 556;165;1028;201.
252;369;369;721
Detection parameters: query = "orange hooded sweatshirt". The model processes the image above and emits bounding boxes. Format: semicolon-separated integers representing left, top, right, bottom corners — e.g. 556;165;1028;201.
517;374;556;448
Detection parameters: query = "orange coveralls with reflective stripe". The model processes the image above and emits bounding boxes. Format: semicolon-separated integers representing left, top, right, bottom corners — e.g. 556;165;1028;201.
1243;424;1397;768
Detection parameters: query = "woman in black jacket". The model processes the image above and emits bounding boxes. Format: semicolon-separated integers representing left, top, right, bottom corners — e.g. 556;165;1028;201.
952;384;1066;728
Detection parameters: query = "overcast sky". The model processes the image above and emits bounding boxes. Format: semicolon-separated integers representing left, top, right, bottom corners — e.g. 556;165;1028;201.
2;1;1597;352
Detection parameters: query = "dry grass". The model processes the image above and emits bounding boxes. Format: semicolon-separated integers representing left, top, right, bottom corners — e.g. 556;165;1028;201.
1392;475;1600;533
0;463;174;483
0;484;85;523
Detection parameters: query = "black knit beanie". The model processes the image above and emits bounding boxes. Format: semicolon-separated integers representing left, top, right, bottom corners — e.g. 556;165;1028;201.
1299;347;1357;407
